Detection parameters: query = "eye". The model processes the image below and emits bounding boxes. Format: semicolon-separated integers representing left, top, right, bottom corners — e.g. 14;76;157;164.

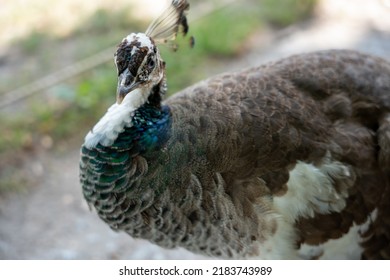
148;58;155;69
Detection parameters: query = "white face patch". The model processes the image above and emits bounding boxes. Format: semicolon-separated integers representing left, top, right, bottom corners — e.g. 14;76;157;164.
84;87;149;149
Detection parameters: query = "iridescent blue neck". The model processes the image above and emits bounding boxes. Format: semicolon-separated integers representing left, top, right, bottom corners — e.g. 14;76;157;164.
99;80;172;155
133;104;171;152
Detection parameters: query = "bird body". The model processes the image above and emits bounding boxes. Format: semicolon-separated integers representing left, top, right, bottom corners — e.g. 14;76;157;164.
80;0;390;259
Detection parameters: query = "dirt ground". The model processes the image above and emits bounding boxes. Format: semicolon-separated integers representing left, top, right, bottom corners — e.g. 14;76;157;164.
0;0;389;259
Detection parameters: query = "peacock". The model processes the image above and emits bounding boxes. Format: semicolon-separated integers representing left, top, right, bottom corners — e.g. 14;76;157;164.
80;0;390;259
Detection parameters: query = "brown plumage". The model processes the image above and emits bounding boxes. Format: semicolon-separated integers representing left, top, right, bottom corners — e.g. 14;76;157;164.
163;50;390;258
79;0;390;259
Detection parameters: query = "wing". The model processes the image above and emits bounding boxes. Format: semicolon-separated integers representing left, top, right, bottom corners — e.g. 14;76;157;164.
162;50;390;259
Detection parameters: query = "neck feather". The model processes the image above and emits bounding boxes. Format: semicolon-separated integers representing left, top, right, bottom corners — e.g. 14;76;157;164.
84;87;150;149
84;79;168;149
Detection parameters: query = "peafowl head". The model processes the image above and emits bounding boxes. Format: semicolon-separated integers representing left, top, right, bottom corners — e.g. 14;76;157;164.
114;0;190;105
114;33;164;104
84;0;190;149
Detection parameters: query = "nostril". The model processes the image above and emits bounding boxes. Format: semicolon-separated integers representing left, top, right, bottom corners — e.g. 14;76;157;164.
124;75;133;86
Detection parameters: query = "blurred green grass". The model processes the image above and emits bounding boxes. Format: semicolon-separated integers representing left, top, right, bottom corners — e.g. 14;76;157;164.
260;0;317;27
0;0;317;192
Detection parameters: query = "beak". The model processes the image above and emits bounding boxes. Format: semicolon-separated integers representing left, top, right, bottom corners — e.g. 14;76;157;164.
116;69;140;104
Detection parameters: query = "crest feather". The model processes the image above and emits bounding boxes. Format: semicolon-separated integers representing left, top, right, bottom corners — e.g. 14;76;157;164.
145;0;190;44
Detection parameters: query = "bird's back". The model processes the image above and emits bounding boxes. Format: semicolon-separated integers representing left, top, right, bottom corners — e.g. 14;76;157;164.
161;49;390;258
165;50;390;177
